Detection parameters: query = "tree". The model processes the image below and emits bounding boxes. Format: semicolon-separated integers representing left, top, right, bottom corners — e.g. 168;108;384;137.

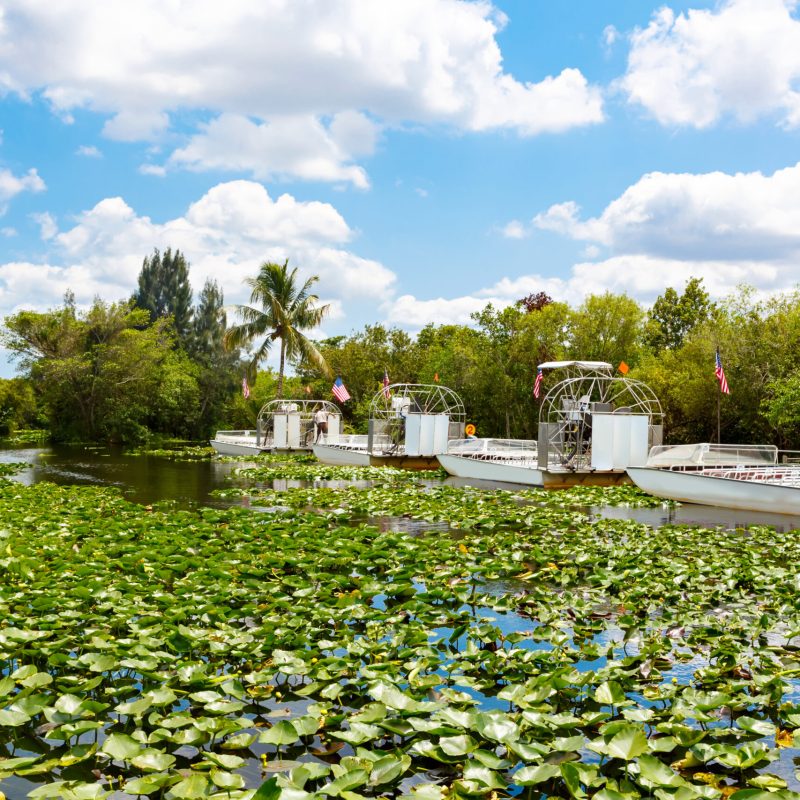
188;280;241;437
4;299;200;442
643;277;714;352
567;293;644;366
517;291;553;313
224;259;331;398
134;248;193;340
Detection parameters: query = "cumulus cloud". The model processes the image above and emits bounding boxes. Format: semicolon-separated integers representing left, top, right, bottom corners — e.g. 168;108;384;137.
0;167;46;212
396;161;800;329
168;114;372;188
0;1;604;184
0;180;396;326
621;0;800;128
533;163;800;261
76;144;102;158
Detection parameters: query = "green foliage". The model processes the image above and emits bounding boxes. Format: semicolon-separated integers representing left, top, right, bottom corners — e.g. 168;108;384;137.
0;377;41;435
188;279;241;437
3;300;201;443
644;277;714;352
133;247;193;339
225;259;332;398
568;292;645;366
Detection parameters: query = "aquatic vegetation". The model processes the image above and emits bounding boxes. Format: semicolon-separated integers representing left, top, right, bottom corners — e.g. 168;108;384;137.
1;474;799;799
228;462;441;484
213;481;667;528
125;445;218;460
0;461;26;477
0;430;48;446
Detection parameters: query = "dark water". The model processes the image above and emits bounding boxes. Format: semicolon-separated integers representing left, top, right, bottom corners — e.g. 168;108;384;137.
0;444;240;507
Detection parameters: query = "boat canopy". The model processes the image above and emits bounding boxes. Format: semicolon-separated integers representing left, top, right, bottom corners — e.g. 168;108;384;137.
535;361;663;472
646;443;778;468
256;398;340;426
369;383;465;421
538;360;613;372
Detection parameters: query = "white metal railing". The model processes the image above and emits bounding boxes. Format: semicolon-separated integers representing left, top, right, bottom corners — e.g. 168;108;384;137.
700;465;800;487
446;438;539;463
317;433;369;449
646;443;778;469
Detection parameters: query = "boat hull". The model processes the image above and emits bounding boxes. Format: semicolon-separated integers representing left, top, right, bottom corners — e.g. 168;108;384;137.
437;454;630;488
313;444;440;469
210;439;268;456
211;433;309;456
627;467;800;515
437;454;545;486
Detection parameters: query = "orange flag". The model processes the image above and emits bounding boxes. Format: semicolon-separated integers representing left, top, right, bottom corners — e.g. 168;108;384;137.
618;362;629;375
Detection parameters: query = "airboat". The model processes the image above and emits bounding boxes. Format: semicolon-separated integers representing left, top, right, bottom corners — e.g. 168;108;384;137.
312;383;465;469
211;399;341;456
437;361;663;488
627;443;800;515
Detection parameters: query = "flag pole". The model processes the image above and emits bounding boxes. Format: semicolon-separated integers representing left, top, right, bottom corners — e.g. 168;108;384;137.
717;391;721;444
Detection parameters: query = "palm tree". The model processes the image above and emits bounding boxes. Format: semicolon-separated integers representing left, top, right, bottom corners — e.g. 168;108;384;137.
224;260;331;398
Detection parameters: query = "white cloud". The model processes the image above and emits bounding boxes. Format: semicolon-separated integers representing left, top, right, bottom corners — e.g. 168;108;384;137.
501;220;527;239
398;160;800;328
0;167;46;212
534;162;800;261
168;114;371;189
31;211;57;240
621;0;800;128
0;180;396;328
76;144;102;158
139;164;166;177
603;24;619;48
1;227;17;237
0;1;604;184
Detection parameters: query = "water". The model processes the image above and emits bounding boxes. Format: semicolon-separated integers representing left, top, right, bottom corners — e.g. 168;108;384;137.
3;444;800;533
0;444;238;507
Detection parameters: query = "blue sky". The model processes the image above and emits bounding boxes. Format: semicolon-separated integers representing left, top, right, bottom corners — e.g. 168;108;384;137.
2;0;800;376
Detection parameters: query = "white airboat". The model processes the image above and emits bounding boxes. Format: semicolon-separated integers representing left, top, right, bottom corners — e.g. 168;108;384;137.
627;443;800;515
437;361;663;488
211;399;341;456
313;384;465;469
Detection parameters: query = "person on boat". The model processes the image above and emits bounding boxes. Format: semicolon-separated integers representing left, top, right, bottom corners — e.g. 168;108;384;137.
314;406;329;442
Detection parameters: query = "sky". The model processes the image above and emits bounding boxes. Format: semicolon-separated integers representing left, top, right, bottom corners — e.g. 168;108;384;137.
2;0;800;376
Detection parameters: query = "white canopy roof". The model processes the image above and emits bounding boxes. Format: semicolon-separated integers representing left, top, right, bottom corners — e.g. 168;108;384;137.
537;360;613;370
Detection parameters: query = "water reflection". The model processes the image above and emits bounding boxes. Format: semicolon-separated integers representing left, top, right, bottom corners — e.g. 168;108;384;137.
595;501;800;533
0;444;239;508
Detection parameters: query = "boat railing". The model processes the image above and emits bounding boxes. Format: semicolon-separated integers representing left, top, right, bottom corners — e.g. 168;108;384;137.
646;442;779;469
779;449;800;464
700;465;800;487
446;438;539;462
318;433;370;450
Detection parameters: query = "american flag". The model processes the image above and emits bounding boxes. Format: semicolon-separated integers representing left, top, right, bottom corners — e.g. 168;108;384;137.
715;350;730;395
332;377;351;403
533;368;543;399
382;369;391;399
242;376;250;399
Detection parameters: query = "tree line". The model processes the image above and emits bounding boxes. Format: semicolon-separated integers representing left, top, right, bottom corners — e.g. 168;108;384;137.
2;255;799;449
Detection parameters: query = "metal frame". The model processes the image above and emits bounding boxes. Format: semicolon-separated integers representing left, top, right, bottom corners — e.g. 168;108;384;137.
537;361;663;470
367;383;466;454
256;398;341;447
